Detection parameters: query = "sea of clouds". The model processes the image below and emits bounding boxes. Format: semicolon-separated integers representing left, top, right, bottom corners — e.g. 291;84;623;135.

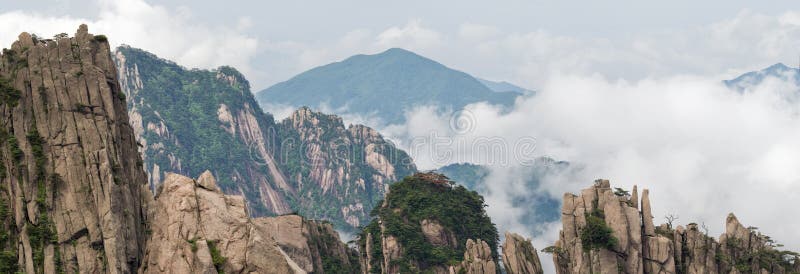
381;72;800;272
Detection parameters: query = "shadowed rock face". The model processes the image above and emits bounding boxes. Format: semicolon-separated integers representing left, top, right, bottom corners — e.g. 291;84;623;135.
502;232;544;274
552;180;800;274
0;25;151;273
141;171;359;274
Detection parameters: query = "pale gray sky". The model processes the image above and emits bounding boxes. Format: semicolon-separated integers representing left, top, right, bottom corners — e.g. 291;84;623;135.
7;0;800;39
4;0;800;90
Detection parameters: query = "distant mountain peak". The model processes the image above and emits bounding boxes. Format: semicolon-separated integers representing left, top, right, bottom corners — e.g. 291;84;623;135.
381;47;416;55
767;62;791;71
257;48;520;125
725;62;800;90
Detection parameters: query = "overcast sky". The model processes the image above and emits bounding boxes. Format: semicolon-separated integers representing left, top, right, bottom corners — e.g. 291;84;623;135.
3;0;800;91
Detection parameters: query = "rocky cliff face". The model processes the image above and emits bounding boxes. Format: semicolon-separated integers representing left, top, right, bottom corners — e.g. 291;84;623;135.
552;179;800;274
277;107;416;230
114;47;293;216
453;239;498;274
0;25;150;273
114;47;416;231
141;171;359;274
502;232;544;274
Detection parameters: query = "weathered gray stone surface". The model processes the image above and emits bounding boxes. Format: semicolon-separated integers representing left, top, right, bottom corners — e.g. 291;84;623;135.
502;232;544;274
141;172;359;274
140;172;296;273
0;25;151;273
450;239;497;274
552;180;799;274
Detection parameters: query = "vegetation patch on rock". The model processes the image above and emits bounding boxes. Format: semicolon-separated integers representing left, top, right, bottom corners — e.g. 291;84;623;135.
359;172;499;273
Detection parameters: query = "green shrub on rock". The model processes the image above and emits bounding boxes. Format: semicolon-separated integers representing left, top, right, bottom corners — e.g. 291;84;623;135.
580;210;618;252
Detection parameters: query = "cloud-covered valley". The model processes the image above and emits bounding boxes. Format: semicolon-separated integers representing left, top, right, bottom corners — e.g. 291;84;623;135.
382;71;800;253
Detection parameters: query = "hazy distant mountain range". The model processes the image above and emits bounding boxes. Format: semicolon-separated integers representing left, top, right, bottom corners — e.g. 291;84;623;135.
724;63;800;90
436;158;568;231
257;48;525;125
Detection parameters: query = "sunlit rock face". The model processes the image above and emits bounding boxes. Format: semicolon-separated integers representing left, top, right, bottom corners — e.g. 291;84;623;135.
141;171;360;274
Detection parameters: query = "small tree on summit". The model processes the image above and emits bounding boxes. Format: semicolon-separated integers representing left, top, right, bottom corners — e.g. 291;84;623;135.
665;214;679;229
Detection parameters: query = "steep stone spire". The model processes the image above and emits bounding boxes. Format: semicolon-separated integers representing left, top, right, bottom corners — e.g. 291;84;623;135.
0;25;151;273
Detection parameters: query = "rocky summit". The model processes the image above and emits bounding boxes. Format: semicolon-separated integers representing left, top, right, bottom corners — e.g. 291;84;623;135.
551;179;800;274
355;172;549;274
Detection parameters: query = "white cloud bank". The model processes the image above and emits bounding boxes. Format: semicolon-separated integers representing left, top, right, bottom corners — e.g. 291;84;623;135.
382;72;800;272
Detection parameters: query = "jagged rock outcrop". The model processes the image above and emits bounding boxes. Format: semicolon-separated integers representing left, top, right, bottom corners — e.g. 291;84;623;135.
0;25;150;273
450;239;498;274
502;232;544;274
141;171;360;274
358;173;499;274
114;47;416;231
552;179;800;274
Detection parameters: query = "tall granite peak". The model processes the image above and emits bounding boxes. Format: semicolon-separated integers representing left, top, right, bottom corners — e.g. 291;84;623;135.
0;25;151;273
552;179;800;274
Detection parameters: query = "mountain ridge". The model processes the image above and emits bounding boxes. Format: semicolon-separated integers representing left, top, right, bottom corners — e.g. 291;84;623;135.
257;47;520;125
724;62;800;91
115;45;416;231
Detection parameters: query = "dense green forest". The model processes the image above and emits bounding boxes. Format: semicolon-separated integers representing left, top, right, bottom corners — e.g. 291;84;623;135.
359;173;499;273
